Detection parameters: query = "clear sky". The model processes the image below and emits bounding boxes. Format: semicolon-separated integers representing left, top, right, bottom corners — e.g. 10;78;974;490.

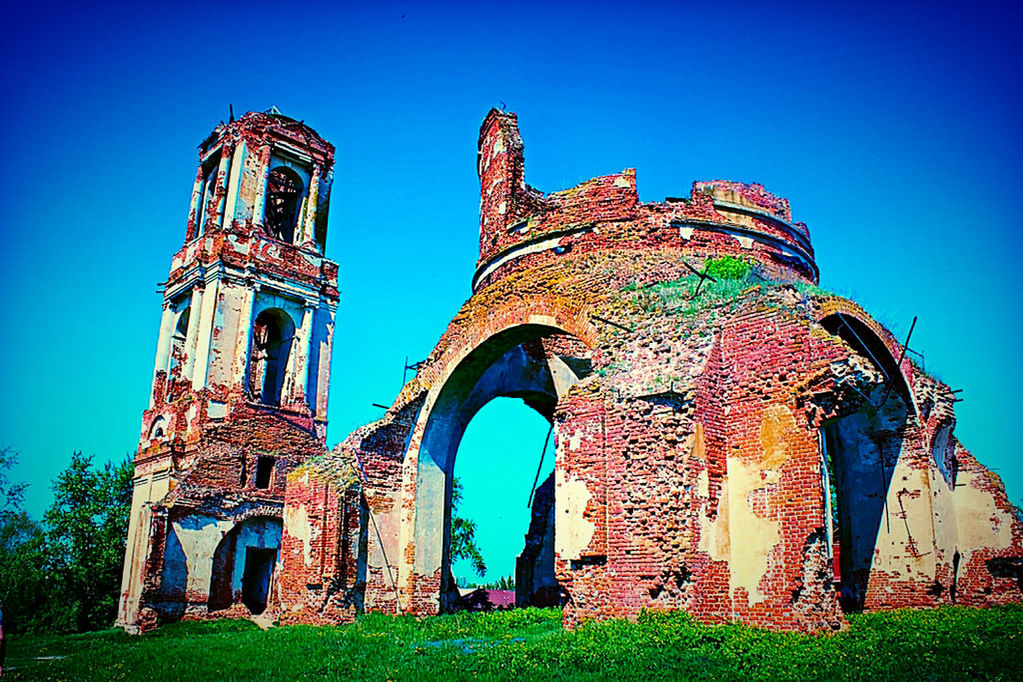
1;1;1020;583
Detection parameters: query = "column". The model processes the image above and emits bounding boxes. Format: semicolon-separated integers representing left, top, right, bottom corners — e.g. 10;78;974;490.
231;282;257;389
301;164;321;246
182;285;204;381
212;142;234;231
221;142;247;231
150;302;176;408
253;145;273;228
316;310;334;420
191;277;221;391
185;166;204;242
292;301;315;408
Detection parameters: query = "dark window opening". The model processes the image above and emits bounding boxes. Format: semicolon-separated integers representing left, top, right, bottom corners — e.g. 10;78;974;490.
570;555;607;570
265;166;304;243
168;306;190;377
247;309;295;406
255;456;275;489
197;160;219;236
240;456;247;487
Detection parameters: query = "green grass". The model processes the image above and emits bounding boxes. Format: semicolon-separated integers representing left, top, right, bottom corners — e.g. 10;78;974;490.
6;605;1022;681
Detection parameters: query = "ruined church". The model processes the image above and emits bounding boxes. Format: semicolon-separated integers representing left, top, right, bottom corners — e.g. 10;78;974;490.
118;109;1022;634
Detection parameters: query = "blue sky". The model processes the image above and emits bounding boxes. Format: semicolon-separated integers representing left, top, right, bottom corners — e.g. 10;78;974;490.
1;1;1020;582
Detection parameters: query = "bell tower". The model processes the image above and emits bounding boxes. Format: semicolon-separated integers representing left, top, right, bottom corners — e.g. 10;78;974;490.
117;109;339;631
149;108;337;436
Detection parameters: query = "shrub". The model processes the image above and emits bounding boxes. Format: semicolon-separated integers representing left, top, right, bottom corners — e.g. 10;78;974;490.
704;255;750;281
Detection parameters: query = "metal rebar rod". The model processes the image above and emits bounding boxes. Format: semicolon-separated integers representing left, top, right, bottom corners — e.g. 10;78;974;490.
353;449;404;615
527;424;554;509
878;315;917;408
834;312;891;384
590;313;632;333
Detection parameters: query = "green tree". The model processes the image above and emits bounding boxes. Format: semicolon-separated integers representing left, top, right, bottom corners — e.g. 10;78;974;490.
0;446;26;515
483;575;514;590
0;447;49;633
44;452;134;632
450;477;486;578
0;509;48;633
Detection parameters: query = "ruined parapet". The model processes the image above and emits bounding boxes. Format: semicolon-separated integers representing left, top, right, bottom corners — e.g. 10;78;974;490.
471;109;818;294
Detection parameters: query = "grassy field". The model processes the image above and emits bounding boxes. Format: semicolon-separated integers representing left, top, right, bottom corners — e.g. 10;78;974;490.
5;605;1022;681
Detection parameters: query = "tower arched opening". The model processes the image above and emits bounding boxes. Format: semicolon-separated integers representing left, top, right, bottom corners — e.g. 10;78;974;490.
247;308;296;407
265;166;305;244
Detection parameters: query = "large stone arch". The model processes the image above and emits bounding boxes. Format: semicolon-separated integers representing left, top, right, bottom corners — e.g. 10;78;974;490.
807;303;925;610
395;315;595;613
816;300;917;414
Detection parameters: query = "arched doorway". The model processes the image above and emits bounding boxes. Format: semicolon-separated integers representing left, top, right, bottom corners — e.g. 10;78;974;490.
405;323;592;612
451;397;555;607
208;517;283;615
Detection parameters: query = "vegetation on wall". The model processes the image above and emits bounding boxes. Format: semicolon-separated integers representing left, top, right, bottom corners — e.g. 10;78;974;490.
703;255;750;281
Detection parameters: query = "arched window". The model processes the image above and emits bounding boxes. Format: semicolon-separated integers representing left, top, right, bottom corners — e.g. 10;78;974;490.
265;167;304;244
196;161;219;237
166;305;191;400
148;415;168;440
247;309;295;406
169;307;190;369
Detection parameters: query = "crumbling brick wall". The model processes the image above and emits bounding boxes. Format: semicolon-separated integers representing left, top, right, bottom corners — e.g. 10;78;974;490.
283;109;1021;633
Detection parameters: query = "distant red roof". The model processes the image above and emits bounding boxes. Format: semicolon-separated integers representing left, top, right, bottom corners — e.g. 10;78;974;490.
454;588;516;611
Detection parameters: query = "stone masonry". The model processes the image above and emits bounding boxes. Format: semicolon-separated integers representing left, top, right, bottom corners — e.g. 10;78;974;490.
276;109;1022;633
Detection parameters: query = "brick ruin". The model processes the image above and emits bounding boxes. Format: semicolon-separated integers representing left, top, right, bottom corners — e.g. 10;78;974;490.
118;109;1023;634
116;110;338;631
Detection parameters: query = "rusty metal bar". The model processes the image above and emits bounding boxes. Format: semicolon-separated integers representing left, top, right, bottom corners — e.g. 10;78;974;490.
683;259;718;296
590;313;632;333
878;315;917;408
833;312;891;384
352;449;404;615
527;424;554;509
